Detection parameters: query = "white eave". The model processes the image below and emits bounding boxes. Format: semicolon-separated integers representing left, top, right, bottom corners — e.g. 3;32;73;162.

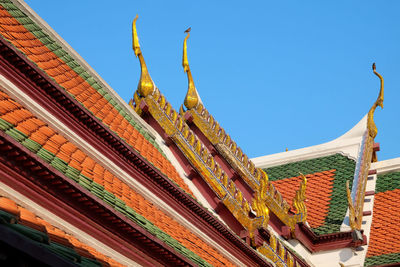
252;115;368;169
371;157;400;174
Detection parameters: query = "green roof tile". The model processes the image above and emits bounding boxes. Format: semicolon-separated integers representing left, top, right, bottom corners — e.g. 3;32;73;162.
375;171;400;193
6;223;49;244
365;253;400;266
264;153;356;235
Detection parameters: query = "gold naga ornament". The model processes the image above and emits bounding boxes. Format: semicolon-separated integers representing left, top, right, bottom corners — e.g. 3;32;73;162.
293;173;307;215
367;63;384;139
346;63;384;231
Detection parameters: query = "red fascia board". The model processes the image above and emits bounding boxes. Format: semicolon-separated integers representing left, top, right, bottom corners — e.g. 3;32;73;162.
0;36;269;266
294;223;367;252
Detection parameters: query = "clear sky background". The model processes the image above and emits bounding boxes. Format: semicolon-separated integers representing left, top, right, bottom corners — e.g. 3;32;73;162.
25;0;399;161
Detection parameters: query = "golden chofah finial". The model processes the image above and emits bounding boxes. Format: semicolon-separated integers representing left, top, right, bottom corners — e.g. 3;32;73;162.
367;63;384;138
132;15;154;97
182;27;199;110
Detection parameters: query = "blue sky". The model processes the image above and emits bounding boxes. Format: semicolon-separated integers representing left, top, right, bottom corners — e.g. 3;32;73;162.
26;1;399;161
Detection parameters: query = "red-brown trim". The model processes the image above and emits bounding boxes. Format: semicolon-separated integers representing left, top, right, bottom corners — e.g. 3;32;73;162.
142;113;246;235
184;115;255;202
294;223;367;252
0;36;269;266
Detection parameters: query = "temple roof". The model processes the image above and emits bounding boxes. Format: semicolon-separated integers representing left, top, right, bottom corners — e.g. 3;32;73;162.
0;0;397;266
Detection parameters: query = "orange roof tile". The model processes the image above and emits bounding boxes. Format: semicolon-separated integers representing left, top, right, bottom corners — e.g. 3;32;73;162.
0;196;19;216
367;188;400;257
271;170;336;228
0;6;192;196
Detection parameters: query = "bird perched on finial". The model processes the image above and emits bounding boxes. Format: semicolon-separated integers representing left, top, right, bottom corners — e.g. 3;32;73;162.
184;27;191;33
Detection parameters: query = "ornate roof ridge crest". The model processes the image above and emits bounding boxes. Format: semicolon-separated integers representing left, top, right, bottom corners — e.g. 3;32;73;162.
367;63;384;139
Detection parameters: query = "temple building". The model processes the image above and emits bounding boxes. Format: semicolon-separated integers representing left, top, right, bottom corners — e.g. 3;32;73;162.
0;0;398;266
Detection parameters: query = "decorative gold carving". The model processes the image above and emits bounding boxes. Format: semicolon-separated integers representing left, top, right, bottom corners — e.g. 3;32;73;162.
132;15;155;97
181;101;304;230
251;171;270;228
133;85;264;241
257;234;298;267
293;173;307;218
346;180;356;230
367;63;384;139
343;64;383;231
182;28;199;109
354;135;374;230
287;253;294;267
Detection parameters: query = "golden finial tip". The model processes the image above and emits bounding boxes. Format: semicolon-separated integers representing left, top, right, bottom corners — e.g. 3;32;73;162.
372;62;376;71
182;27;198;109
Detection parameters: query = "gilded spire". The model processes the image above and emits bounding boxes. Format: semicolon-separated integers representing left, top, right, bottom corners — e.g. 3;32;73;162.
132;15;154;97
182;28;199;109
367;63;384;138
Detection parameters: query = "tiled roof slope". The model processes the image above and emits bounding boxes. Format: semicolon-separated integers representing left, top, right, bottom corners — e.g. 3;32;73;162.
0;196;124;266
0;0;192;196
264;154;356;235
271;170;336;228
365;171;400;267
0;89;233;266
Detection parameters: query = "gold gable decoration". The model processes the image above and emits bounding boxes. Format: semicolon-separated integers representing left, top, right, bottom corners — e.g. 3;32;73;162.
347;63;384;231
130;20;306;266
